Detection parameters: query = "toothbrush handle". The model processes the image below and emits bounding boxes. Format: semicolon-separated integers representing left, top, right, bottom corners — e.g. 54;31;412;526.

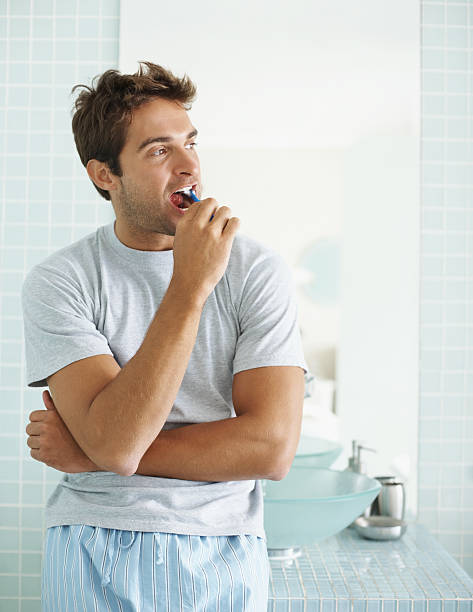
189;190;214;221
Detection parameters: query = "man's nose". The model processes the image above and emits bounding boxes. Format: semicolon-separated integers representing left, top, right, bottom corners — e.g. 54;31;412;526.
173;147;199;176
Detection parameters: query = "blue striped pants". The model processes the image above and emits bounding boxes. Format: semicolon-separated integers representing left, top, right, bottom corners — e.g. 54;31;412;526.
41;525;270;611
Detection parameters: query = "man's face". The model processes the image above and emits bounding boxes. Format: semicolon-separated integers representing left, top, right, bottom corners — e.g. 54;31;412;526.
113;97;202;239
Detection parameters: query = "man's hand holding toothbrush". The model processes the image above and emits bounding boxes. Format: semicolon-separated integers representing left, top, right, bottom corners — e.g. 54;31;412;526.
171;190;240;308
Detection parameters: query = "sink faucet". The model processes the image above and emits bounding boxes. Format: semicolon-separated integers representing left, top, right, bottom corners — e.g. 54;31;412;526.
347;440;377;475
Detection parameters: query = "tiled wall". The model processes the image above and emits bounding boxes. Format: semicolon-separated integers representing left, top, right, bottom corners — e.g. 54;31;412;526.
0;0;118;609
418;0;473;578
0;0;472;609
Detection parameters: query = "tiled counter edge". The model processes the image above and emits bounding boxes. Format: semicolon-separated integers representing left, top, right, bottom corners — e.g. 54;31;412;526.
267;523;473;610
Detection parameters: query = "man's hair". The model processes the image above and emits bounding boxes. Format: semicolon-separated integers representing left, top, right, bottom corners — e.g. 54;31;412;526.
71;61;197;201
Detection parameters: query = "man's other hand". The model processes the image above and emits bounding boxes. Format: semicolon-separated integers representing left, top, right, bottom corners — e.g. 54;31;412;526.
25;390;98;473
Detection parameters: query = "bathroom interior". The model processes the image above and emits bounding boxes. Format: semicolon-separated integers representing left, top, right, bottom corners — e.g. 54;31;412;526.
1;0;473;609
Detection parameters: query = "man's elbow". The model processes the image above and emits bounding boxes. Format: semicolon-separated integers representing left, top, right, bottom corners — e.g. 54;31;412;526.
93;450;139;477
268;461;292;481
266;442;294;481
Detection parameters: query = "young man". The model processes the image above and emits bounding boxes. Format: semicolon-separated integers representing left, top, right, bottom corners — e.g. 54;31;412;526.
22;61;308;610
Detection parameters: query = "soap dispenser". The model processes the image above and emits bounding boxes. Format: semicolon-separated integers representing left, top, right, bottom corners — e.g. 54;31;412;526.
346;440;376;475
346;440;377;528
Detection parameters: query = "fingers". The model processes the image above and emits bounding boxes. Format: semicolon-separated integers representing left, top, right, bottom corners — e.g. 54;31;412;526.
29;410;47;421
191;198;218;225
222;216;241;236
199;202;236;231
26;435;40;449
184;198;240;233
25;422;41;435
29;448;41;462
210;205;231;220
210;205;238;228
42;390;56;410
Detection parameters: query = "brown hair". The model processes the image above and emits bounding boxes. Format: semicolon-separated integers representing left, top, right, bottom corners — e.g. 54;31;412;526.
70;61;197;201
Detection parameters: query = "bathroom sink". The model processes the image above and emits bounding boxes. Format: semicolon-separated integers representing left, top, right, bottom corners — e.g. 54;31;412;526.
292;435;343;468
262;466;381;552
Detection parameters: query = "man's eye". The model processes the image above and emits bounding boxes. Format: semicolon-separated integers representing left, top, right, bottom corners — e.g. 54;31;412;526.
186;141;198;149
152;148;166;156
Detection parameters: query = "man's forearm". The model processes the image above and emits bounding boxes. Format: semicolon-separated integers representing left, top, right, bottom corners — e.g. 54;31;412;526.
134;415;281;481
85;281;205;476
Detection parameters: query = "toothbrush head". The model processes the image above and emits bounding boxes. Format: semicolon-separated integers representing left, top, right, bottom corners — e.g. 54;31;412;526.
183;188;213;221
188;189;200;202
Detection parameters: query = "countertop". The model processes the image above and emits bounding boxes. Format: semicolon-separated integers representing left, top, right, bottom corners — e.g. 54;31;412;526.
267;523;473;611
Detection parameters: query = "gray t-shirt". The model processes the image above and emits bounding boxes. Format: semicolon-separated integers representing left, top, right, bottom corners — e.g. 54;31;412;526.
21;220;308;538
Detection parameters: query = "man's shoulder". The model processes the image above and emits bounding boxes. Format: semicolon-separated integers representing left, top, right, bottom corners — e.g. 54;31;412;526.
230;231;281;271
22;225;104;289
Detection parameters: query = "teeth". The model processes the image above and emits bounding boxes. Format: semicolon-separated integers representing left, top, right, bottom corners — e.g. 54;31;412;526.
175;186;193;194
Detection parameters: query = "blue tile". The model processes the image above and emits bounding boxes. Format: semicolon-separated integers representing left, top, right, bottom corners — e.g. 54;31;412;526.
77;39;100;60
447;51;468;71
23;600;44;612
55;0;77;16
21;529;43;553
55;39;75;59
446;27;468;48
31;39;53;61
446;6;467;26
458;601;473;612
423;49;444;70
423;72;444;93
102;16;119;38
0;528;20;551
55;17;76;38
423;5;444;25
78;16;100;37
0;507;19;528
32;0;54;15
0;575;18;598
414;601;427;612
446;95;468;115
9;39;29;61
447;117;468;138
422;27;445;47
22;552;42;575
5;155;28;177
10;16;29;37
10;1;30;15
101;0;120;17
77;0;100;15
321;601;335;612
422;95;444;115
399;601;412;612
22;574;41;598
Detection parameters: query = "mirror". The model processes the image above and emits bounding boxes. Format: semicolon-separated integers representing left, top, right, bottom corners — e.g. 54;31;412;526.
119;0;420;517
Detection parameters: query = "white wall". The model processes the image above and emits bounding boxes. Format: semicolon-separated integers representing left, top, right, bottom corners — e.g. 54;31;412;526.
119;0;420;517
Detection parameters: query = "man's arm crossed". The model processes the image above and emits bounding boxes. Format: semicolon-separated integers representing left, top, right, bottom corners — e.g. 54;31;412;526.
27;366;305;481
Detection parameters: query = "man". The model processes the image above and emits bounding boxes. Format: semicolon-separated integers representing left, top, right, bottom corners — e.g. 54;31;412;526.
22;61;308;610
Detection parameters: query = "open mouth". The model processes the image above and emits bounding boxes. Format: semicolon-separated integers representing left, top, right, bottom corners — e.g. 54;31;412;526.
169;184;197;210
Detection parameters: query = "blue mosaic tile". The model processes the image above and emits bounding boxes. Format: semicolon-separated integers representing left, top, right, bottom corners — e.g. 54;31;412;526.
267;525;473;609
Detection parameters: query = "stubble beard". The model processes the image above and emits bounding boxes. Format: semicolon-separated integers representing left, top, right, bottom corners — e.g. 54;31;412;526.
117;178;176;237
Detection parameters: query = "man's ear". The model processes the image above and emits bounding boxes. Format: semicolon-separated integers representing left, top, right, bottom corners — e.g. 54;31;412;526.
86;159;120;194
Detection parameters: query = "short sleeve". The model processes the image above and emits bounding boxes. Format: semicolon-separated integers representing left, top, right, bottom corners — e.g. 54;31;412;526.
232;252;308;376
21;265;114;388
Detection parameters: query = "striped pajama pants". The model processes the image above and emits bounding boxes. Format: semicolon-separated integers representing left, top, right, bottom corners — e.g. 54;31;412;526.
41;525;270;611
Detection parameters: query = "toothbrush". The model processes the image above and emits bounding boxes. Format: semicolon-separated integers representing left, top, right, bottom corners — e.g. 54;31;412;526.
187;189;214;221
188;189;200;203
